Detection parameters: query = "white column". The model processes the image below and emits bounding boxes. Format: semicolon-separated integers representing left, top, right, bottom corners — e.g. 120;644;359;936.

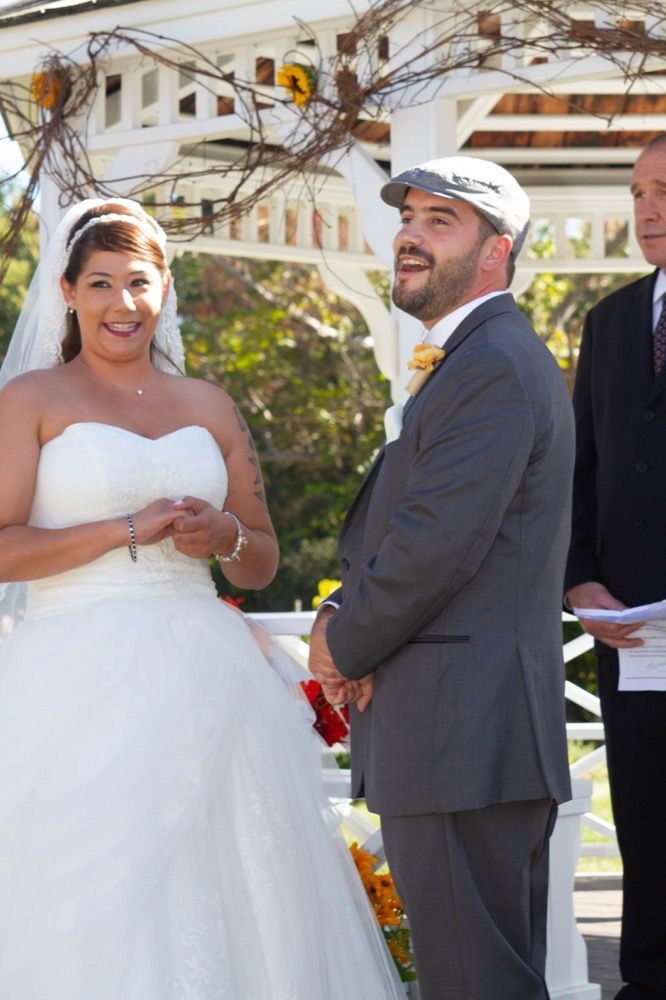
546;780;601;1000
318;263;398;390
38;169;67;259
389;98;459;397
120;64;142;131
158;64;179;126
390;98;459;174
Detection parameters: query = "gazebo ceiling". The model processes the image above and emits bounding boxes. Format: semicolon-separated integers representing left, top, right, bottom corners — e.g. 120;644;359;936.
0;0;664;281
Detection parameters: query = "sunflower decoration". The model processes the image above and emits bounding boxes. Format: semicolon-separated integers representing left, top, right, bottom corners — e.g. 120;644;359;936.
31;67;67;112
276;62;317;108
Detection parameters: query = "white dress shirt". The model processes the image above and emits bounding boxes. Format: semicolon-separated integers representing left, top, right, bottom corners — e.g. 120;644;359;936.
421;290;507;349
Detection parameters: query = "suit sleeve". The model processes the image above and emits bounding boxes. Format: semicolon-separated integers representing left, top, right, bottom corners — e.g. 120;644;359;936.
564;309;601;593
327;346;536;679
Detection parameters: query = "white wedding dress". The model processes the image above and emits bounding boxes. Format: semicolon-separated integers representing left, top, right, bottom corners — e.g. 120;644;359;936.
0;422;403;1000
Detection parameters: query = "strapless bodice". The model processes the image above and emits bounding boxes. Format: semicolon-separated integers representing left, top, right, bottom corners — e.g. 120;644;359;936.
26;422;228;616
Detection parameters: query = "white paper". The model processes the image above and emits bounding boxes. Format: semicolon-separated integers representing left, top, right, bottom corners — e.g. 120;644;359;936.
619;624;666;691
573;599;666;691
572;598;666;625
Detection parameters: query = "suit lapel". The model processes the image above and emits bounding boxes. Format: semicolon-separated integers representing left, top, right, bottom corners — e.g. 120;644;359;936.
340;447;386;534
342;294;518;535
401;292;516;431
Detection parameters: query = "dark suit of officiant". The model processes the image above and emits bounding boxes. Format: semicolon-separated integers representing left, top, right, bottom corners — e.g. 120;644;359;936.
327;292;574;999
565;270;666;999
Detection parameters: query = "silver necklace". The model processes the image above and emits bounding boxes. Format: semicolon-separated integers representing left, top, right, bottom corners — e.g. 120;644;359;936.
75;357;147;397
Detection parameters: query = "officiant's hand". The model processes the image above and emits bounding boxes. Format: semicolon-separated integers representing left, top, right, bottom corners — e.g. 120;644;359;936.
566;581;644;648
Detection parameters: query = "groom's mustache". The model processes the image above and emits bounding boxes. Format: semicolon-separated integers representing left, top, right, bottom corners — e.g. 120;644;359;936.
395;247;435;268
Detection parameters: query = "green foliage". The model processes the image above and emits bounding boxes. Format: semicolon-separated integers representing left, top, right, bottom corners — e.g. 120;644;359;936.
519;270;634;392
170;252;391;610
519;219;645;391
0;187;38;359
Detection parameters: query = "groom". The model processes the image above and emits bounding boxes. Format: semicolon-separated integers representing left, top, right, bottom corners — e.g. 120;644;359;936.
309;156;574;1000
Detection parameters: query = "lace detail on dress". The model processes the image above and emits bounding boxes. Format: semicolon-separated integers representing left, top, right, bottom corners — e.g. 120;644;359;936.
238;742;297;891
162;707;219;833
172;891;231;1000
25;424;227;616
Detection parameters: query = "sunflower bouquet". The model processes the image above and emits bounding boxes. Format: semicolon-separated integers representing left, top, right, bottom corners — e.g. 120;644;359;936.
350;842;417;983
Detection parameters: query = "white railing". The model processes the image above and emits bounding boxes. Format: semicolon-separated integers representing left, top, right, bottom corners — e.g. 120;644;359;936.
251;607;606;999
563;614;619;868
251;608;618;871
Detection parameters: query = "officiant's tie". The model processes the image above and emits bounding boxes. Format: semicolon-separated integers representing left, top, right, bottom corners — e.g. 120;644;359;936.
653;295;666;376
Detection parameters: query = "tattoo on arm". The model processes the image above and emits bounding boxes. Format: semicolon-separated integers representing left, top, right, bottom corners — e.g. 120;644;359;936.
233;404;267;509
233;404;248;432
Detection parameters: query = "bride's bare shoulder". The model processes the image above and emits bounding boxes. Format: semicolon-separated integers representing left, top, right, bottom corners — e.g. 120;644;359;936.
0;366;77;422
0;366;67;399
171;373;237;413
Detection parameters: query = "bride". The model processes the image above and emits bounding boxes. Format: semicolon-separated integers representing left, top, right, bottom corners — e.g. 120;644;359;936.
0;198;404;999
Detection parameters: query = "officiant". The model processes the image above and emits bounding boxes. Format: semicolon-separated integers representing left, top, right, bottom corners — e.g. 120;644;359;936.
565;134;666;1000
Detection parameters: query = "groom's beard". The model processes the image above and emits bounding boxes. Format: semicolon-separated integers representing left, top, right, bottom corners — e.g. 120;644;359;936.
392;243;482;324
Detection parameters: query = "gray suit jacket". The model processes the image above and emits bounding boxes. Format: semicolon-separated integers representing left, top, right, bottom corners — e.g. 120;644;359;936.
327;293;574;817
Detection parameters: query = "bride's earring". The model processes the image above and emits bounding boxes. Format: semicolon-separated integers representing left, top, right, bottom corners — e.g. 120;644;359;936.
67;305;75;314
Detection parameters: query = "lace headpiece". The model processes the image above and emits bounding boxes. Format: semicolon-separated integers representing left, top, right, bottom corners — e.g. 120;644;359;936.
65;210;168;262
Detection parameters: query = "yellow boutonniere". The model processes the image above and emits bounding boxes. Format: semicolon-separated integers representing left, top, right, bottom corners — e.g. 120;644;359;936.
276;63;317;108
405;344;446;395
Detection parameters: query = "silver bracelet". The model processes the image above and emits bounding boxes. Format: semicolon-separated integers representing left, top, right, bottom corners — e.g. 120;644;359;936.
125;513;138;563
215;511;248;563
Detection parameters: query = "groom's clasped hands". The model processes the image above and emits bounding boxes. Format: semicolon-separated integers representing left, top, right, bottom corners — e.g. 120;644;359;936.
309;607;375;711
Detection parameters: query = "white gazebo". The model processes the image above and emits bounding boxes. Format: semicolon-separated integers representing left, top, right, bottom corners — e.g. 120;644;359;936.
3;2;665;996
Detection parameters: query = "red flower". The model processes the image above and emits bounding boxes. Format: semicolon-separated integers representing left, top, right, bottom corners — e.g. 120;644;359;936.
221;595;245;608
300;679;350;747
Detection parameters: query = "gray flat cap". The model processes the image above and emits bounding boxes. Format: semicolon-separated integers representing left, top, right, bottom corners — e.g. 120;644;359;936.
381;155;530;257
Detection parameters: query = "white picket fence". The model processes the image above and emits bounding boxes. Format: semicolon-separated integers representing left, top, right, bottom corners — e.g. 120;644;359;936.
251;608;608;999
251;609;616;867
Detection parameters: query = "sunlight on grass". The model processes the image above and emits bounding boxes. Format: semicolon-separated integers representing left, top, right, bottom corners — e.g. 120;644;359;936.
570;742;621;874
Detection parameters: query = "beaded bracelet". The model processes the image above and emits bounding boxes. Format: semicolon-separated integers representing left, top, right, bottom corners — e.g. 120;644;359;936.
125;513;138;563
215;511;248;564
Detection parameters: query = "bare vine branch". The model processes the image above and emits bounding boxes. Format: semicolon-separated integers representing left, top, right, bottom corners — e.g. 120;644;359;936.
1;0;665;282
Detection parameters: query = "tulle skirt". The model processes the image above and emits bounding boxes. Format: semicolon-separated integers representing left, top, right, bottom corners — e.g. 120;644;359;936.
0;591;402;1000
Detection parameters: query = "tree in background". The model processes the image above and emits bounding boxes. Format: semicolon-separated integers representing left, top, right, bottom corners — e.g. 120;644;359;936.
0;185;38;356
520;219;642;391
171;252;390;610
